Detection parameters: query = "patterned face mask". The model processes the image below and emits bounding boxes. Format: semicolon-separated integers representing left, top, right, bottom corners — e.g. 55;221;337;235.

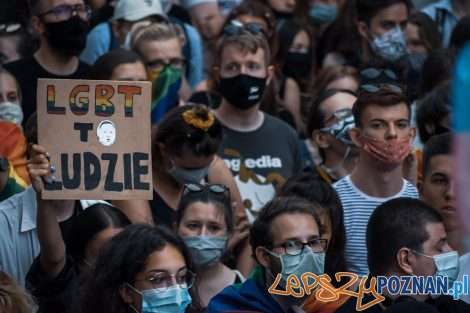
361;135;413;171
369;27;406;61
148;66;183;125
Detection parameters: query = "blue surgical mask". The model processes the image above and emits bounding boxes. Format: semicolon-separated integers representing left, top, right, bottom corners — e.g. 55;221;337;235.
265;248;325;288
309;2;338;24
370;27;406;61
167;162;210;185
128;284;192;313
0;101;23;125
412;250;460;294
183;235;227;268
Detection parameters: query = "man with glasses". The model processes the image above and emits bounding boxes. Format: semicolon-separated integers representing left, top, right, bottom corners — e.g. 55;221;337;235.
306;89;359;185
336;198;470;312
212;24;301;223
332;87;419;278
4;0;91;125
207;196;348;312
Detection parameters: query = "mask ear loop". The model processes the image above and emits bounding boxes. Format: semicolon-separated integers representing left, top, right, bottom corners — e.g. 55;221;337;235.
121;283;141;312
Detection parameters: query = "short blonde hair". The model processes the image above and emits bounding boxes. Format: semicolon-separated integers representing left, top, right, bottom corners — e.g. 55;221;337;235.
130;22;179;57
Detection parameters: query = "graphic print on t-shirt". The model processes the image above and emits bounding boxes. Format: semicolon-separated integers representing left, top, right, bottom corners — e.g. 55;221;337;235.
223;148;285;222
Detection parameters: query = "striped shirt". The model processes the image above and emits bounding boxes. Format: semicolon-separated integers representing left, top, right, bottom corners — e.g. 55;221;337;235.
332;176;419;277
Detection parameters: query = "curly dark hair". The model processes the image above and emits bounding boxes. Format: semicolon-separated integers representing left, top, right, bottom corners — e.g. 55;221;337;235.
79;224;202;313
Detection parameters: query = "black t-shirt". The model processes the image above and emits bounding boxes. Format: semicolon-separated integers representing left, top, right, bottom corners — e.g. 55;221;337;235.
3;55;91;125
149;189;176;229
218;113;301;221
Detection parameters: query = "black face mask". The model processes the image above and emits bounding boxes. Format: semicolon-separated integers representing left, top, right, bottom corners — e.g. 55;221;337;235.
43;15;88;56
218;74;267;110
271;8;294;20
434;123;450;136
283;52;312;79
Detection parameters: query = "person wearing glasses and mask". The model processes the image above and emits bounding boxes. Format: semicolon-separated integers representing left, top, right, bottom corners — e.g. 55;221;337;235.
336;198;470;313
79;224;202;313
332;86;419;278
211;22;301;223
176;183;246;309
207;196;348;312
306;89;358;185
130;22;192;124
4;0;92;126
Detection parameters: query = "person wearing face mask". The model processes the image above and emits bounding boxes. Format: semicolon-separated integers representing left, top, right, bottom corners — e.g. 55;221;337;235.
306;89;359;185
79;224;202;313
309;0;338;25
276;20;312;131
127;104;246;233
332;87;419;278
336;198;470;312
176;183;248;309
211;25;301;224
355;0;412;63
130;22;194;124
3;0;92;126
207;196;350;312
0;68;29;200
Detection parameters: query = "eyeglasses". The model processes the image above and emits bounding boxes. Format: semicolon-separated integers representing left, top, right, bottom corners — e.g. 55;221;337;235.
360;68;398;81
134;269;195;291
223;19;264;37
146;58;186;72
360;83;403;94
271;239;328;256
322;108;353;125
37;4;91;21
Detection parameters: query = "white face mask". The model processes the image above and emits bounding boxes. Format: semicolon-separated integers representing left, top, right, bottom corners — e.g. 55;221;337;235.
0;101;23;125
369;27;406;61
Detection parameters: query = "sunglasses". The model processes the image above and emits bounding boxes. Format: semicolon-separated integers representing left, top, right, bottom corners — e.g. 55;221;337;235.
0;23;21;36
223;19;264;37
360;68;398;80
322;108;353;124
182;183;231;204
360;83;403;94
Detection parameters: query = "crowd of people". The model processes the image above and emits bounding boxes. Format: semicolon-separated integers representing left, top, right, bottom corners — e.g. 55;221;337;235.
0;0;469;312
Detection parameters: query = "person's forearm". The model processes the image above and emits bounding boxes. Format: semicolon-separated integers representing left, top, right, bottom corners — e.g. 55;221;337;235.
36;197;73;280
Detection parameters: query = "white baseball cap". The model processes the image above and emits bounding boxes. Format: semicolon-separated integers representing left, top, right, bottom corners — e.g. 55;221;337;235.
181;0;218;10
112;0;168;22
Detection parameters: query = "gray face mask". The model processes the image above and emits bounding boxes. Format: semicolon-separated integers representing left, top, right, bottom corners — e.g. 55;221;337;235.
183;236;227;267
370;27;406;61
167;163;210;185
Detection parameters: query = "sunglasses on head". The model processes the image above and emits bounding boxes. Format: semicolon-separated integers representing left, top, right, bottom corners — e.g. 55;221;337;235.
360;68;398;81
223;19;264;37
360;83;403;94
182;183;231;203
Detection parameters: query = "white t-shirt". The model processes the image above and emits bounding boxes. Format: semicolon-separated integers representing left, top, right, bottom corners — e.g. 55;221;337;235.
333;176;419;277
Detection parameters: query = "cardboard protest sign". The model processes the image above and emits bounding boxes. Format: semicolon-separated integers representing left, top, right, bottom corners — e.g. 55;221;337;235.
37;78;153;200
